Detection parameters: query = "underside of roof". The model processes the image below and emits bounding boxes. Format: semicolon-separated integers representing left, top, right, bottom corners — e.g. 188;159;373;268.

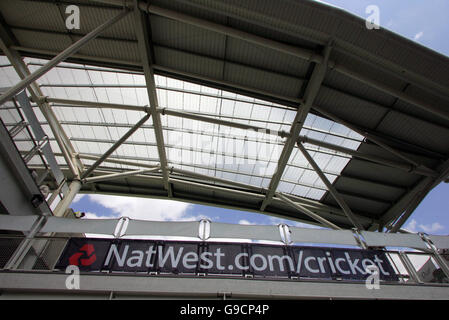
0;0;449;232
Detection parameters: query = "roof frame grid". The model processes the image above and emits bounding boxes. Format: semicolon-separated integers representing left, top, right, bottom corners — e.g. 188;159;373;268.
34;95;438;180
10;45;448;159
8;70;440;220
1;0;448;232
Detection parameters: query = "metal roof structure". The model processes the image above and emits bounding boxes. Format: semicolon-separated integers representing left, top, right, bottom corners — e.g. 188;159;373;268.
1;0;449;233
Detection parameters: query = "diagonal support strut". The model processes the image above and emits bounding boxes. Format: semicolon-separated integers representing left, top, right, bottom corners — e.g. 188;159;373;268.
297;141;364;230
81;113;151;179
0;9;130;106
134;1;172;197
260;41;333;212
276;192;342;230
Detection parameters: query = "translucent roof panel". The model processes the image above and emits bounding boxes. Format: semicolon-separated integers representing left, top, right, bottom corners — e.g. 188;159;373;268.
276;110;363;200
1;57;363;202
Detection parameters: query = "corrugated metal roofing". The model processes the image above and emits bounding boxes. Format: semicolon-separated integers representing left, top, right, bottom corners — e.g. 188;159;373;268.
0;0;448;231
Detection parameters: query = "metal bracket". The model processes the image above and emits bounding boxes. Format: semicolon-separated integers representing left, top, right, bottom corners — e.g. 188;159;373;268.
352;228;368;250
199;219;211;240
114;217;129;238
279;224;291;245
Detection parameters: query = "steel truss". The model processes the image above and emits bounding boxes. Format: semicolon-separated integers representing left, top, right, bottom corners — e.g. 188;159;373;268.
21;98;437;179
0;0;447;233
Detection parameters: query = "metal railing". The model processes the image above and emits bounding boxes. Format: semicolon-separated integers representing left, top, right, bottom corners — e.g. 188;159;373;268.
1;220;448;286
2;215;448;249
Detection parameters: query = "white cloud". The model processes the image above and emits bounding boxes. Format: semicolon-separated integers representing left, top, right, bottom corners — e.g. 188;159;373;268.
85;194;196;221
268;216;322;229
83;211;111;220
414;31;424;40
419;222;444;234
404;219;444;234
405;219;418;233
72;194;85;204
237;217;319;228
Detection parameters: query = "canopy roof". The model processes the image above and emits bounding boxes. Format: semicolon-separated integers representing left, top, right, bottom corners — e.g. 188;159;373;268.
1;0;449;231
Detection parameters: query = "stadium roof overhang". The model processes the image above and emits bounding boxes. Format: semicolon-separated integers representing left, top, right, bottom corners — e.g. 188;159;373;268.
1;0;449;232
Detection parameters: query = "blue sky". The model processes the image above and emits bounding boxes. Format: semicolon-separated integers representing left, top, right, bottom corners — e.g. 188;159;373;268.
313;0;449;235
317;0;449;57
71;0;449;235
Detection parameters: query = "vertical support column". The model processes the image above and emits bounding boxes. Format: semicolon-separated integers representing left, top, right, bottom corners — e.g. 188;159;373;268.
52;180;82;217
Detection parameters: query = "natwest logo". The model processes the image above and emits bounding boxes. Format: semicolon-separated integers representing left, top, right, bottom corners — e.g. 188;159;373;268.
69;244;97;266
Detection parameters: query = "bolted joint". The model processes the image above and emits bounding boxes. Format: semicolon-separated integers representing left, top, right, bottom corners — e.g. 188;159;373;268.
33;95;48;104
31;194;45;208
279;130;289;139
297;136;308;144
143;105;152;114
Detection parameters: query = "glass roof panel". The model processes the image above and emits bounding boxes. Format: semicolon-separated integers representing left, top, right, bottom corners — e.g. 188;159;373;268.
0;56;364;203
